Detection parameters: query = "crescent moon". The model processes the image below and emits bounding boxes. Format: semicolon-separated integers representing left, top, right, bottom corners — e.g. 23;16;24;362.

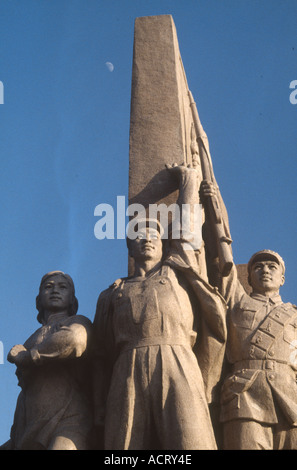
105;62;114;72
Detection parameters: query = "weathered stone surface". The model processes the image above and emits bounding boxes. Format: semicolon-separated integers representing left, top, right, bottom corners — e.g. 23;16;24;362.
129;15;202;210
127;15;297;451
128;15;234;281
219;249;297;449
5;13;293;453
236;263;251;294
93;165;227;450
128;15;208;276
4;272;93;450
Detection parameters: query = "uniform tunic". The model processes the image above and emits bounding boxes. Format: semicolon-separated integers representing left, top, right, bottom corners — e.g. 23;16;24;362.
220;266;297;427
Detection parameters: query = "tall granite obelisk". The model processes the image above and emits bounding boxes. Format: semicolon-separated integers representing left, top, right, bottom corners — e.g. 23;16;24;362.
128;15;208;276
127;15;242;287
129;15;202;209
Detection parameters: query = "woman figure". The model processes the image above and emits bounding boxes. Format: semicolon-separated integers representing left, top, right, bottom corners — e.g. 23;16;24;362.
6;271;93;450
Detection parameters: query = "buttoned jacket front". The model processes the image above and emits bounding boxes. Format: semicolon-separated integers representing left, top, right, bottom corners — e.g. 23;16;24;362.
220;266;297;425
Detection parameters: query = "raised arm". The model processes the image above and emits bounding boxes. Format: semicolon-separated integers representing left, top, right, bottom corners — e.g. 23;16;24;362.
165;162;201;253
200;180;246;306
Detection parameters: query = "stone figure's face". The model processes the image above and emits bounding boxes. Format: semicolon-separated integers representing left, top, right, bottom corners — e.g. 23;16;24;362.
39;274;73;313
130;227;163;264
249;259;285;295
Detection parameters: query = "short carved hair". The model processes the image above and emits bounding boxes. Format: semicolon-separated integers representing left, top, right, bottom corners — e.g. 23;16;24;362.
36;271;78;324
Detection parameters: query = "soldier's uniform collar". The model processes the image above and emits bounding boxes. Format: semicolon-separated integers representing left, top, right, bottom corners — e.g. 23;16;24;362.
250;292;282;305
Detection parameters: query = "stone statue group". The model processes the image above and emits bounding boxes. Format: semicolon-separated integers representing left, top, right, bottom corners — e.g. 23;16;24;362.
2;164;297;450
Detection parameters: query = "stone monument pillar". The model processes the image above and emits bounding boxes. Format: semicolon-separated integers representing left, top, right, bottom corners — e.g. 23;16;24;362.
129;15;202;207
128;14;206;275
128;14;250;288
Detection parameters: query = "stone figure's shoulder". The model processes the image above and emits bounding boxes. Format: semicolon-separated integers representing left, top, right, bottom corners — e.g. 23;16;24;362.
64;314;93;330
109;278;127;290
73;314;93;327
96;278;127;304
286;302;297;313
94;279;128;324
234;291;257;311
23;325;44;348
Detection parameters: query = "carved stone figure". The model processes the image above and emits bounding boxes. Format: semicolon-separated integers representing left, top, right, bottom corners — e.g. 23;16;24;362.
92;164;227;450
201;181;297;450
5;271;93;450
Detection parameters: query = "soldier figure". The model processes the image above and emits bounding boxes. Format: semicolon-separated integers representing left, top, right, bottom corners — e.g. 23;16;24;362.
201;181;297;450
92;164;227;450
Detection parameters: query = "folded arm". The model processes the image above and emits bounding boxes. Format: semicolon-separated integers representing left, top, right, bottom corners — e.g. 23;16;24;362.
8;317;91;367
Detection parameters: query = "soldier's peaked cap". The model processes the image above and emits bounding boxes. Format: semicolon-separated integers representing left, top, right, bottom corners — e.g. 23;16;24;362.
126;217;165;248
248;250;285;274
127;217;164;237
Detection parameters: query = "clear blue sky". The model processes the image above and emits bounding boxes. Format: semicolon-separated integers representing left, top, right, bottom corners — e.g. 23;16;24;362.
0;0;296;444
